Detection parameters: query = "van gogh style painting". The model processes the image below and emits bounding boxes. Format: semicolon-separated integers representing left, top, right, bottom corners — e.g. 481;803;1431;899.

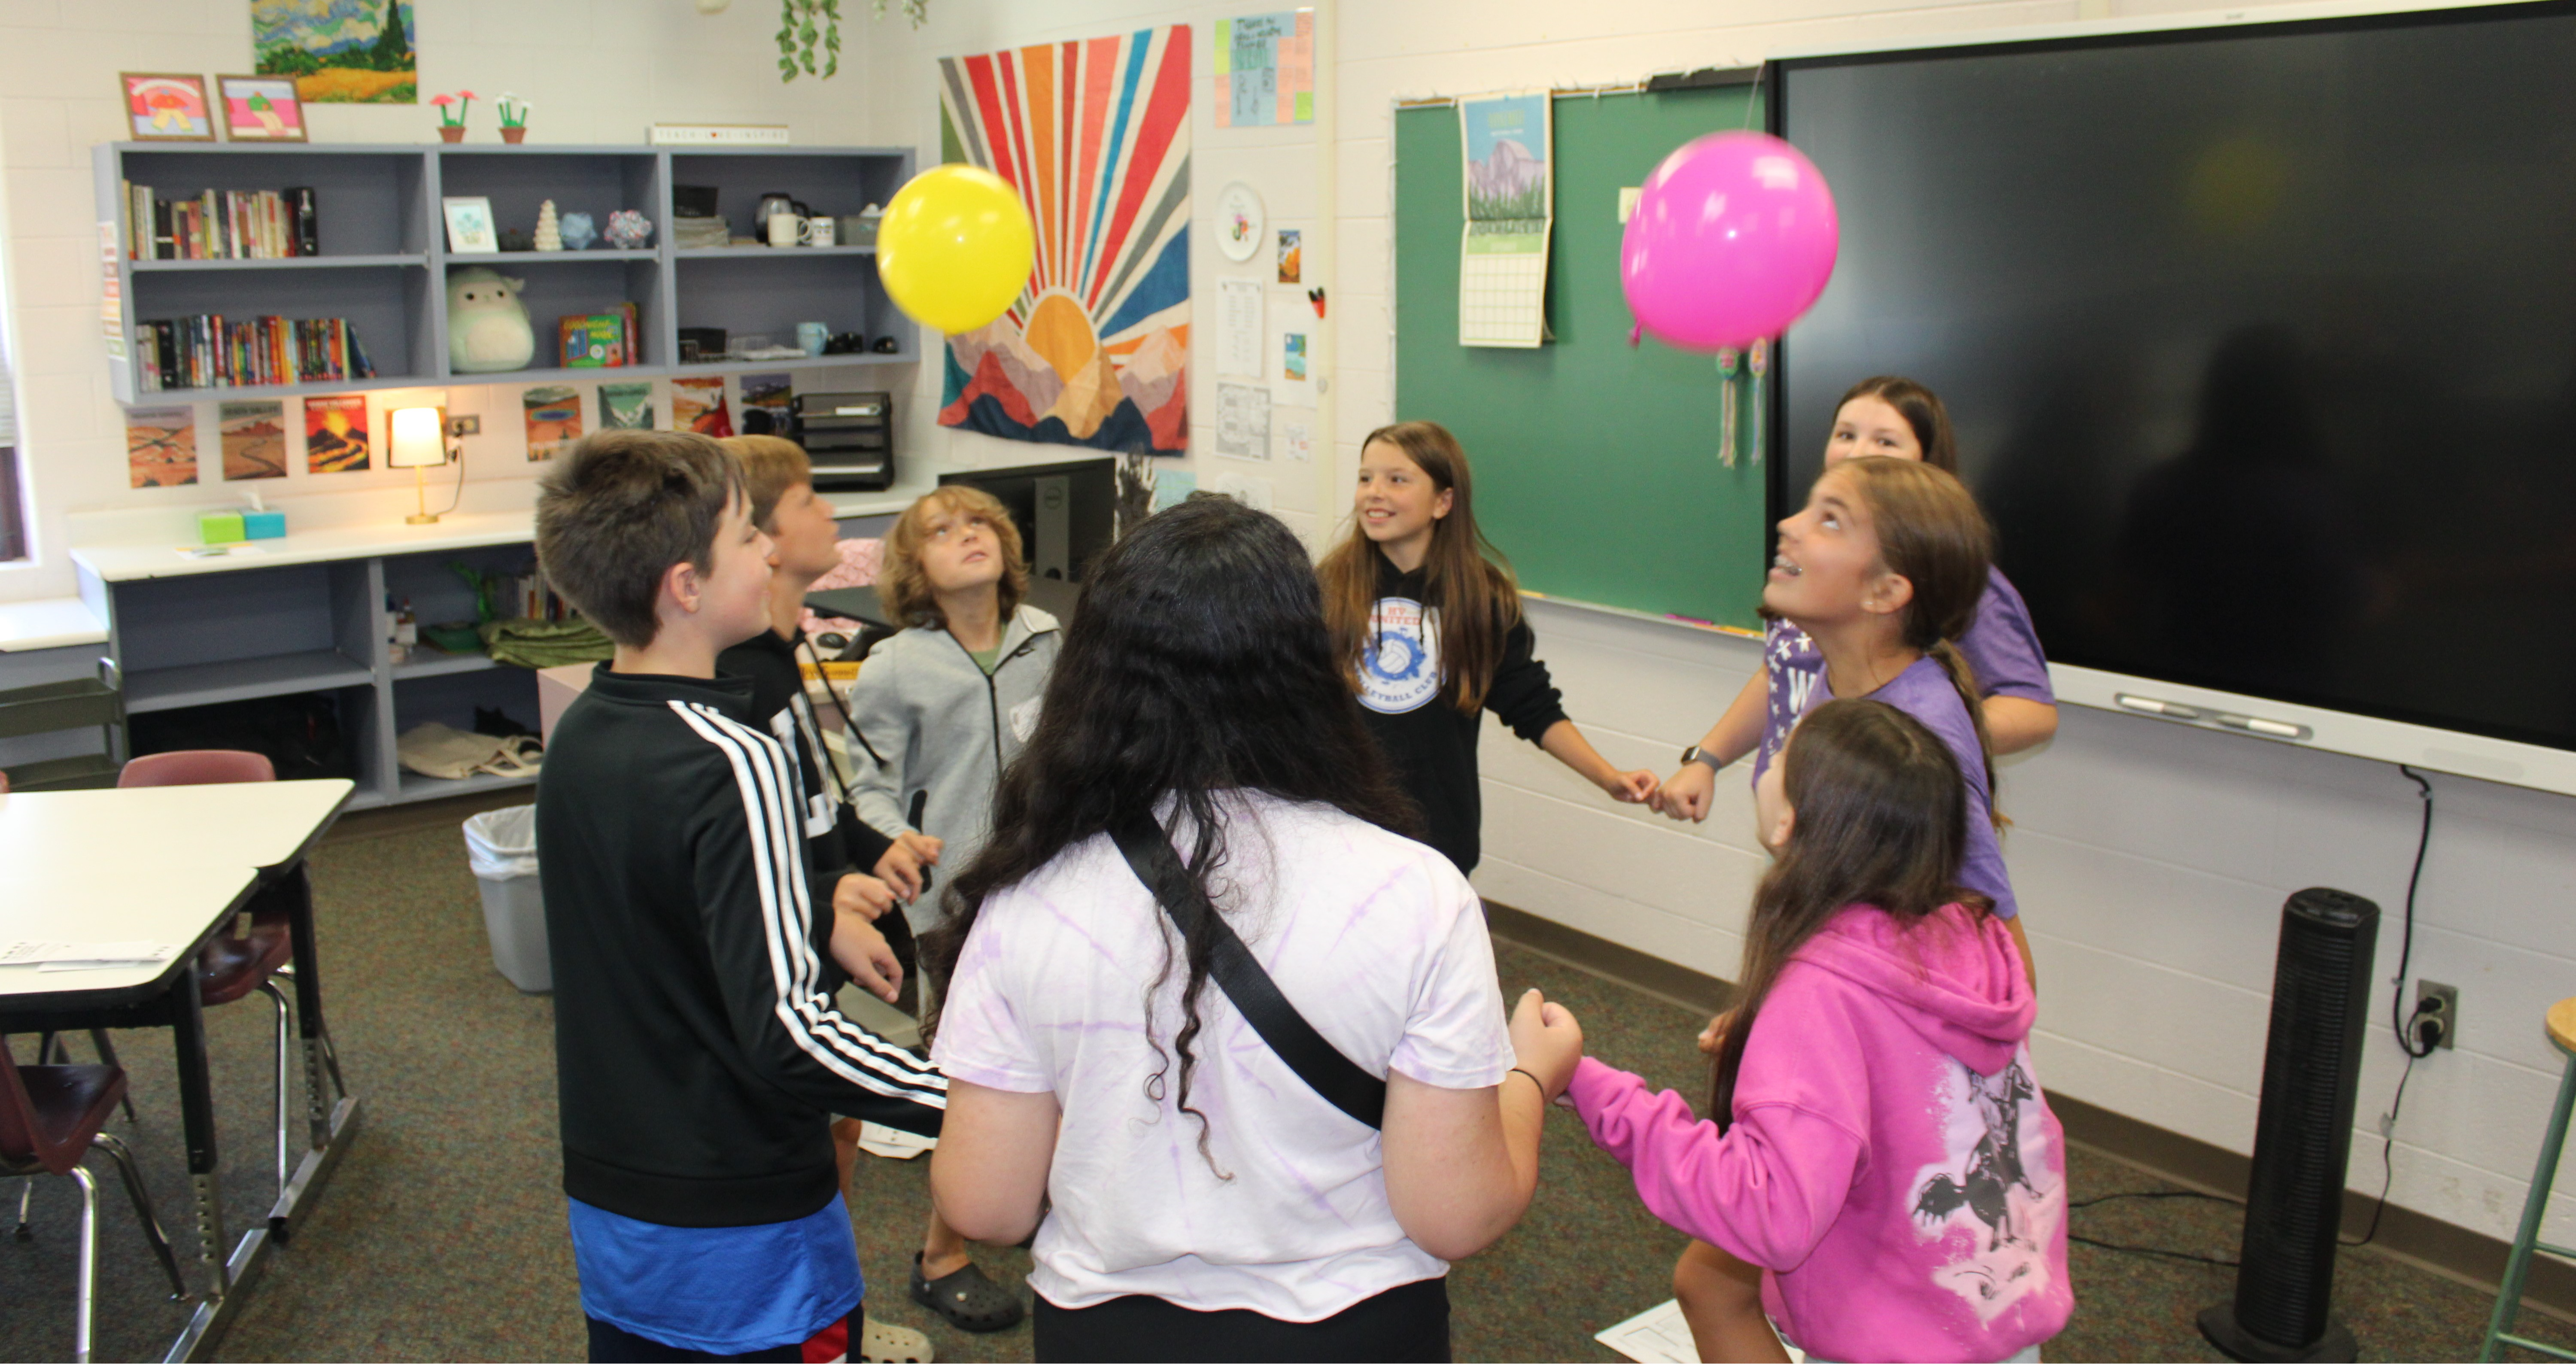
253;0;417;104
936;27;1191;455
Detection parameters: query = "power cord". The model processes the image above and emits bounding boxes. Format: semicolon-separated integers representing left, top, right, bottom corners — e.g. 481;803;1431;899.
2069;1189;2245;1268
2343;764;2439;1249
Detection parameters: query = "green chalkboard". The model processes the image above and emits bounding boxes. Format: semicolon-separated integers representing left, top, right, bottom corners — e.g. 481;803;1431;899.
1394;87;1768;630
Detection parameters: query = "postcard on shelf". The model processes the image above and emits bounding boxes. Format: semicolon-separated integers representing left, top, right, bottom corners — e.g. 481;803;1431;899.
304;395;370;473
121;73;215;142
219;400;288;481
443;196;499;254
126;405;197;489
599;381;655;430
524;385;581;461
217;74;307;142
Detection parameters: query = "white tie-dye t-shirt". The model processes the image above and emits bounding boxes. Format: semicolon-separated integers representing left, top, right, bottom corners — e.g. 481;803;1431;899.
931;791;1513;1321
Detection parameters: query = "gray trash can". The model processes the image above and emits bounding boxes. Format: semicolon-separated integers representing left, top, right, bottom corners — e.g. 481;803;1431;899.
464;804;549;992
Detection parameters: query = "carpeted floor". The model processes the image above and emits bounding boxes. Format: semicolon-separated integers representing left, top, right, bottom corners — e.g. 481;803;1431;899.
3;803;2570;1362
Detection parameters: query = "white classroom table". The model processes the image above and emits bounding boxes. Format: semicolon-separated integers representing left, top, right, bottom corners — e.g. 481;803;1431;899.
0;778;358;1363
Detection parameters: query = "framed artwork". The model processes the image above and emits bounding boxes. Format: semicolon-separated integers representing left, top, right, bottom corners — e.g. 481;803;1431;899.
217;75;307;142
443;197;498;254
122;73;215;142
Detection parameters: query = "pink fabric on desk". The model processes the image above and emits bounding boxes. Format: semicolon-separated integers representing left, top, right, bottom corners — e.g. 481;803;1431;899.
800;538;882;638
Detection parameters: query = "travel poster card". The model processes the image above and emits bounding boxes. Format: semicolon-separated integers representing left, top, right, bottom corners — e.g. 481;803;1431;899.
304;395;370;473
219;400;287;480
126;405;197;487
1458;91;1553;348
523;385;581;462
740;373;793;434
671;375;731;437
599;381;655;430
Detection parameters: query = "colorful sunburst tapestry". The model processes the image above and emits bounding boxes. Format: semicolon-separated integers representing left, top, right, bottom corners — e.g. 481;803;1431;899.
937;27;1191;455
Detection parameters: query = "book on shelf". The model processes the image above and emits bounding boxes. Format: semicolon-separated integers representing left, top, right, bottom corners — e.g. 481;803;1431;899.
558;313;629;368
122;183;319;261
132;315;377;392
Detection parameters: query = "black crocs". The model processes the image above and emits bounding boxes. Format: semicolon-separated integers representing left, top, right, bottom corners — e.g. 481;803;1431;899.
909;1252;1026;1333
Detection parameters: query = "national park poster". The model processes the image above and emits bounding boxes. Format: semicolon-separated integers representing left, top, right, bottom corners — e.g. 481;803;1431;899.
304;395;369;472
523;385;581;462
220;401;288;480
126;406;197;488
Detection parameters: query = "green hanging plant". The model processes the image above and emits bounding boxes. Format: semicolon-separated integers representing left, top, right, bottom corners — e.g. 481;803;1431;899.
776;0;927;82
778;0;841;81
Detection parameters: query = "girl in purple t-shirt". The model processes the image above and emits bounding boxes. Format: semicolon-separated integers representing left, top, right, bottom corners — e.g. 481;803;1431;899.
1646;454;2037;1364
1656;376;2058;820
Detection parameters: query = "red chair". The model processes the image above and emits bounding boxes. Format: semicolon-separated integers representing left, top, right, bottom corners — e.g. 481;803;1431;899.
119;751;298;1203
0;1033;191;1361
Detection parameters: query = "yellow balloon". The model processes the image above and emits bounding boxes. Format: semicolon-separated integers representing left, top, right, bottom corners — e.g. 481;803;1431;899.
876;165;1036;335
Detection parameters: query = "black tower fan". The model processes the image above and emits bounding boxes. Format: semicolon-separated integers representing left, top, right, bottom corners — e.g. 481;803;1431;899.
2199;887;2381;1362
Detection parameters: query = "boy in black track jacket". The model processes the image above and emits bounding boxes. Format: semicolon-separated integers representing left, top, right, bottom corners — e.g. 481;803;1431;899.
534;429;945;1364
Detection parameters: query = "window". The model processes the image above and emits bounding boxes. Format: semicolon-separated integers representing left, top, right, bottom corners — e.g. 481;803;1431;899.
0;444;21;563
0;249;21;562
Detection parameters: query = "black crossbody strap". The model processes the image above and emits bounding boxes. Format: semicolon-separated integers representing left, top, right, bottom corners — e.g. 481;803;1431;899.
1110;810;1387;1130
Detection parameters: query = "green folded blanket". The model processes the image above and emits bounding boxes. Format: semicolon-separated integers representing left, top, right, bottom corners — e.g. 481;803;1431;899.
479;617;614;669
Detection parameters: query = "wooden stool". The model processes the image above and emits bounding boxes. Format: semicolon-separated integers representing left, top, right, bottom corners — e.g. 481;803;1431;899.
2485;999;2576;1361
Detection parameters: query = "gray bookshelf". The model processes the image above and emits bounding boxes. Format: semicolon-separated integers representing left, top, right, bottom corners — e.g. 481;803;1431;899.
94;142;920;404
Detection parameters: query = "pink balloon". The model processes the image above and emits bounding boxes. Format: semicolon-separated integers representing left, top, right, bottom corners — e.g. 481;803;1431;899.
1622;132;1839;352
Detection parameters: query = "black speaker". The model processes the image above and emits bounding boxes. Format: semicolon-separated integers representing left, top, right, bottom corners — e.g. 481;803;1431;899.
2199;887;2380;1362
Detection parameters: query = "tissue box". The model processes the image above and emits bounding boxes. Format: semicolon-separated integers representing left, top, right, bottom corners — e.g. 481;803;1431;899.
197;511;246;544
242;509;286;540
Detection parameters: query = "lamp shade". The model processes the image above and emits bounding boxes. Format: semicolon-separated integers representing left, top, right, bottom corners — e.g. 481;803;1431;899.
389;407;448;468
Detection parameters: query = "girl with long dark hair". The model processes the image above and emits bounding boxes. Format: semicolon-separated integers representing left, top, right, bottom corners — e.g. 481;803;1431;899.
921;496;1578;1363
1315;420;1659;873
1564;700;2069;1364
1654;376;2058;822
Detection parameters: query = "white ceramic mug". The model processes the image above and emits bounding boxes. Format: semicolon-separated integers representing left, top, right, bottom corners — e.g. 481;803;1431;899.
807;216;836;247
767;212;807;248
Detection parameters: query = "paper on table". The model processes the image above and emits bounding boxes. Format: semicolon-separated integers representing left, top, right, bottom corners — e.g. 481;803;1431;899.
1218;279;1265;378
1;940;180;968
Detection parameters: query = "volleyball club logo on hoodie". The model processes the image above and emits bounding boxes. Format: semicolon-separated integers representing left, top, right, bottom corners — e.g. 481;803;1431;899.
1911;1046;2062;1325
1359;598;1442;714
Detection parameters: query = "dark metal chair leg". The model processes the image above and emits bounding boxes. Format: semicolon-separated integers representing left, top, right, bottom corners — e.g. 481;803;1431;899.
91;1133;191;1303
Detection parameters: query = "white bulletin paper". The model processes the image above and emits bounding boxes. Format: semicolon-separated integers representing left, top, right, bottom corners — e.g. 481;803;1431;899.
1218;279;1265;377
1216;381;1271;460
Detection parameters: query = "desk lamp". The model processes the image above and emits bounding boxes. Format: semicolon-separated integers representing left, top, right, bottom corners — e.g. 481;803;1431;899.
389;406;453;525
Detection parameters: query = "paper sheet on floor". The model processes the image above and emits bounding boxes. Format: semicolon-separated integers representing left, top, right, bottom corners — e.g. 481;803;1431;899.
1594;1299;1806;1364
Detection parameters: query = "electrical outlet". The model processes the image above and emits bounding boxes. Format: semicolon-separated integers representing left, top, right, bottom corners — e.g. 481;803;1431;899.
2415;980;2459;1051
448;415;481;436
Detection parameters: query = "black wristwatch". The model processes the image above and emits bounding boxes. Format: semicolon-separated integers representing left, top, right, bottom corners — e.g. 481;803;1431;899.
1680;744;1724;772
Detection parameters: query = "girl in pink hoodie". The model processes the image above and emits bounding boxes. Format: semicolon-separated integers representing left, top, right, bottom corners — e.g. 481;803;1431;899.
1556;698;2070;1363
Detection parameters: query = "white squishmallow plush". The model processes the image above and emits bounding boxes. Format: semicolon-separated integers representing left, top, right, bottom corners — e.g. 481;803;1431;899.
448;267;535;373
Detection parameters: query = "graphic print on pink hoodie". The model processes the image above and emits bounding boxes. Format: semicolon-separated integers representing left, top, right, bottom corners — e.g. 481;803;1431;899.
1568;902;2071;1364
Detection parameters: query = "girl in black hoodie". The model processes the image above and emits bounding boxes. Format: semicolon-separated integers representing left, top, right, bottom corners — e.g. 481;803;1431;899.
1315;421;1659;874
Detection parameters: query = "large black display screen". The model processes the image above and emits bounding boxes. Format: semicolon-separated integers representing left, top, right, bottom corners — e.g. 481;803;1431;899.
1772;3;2576;752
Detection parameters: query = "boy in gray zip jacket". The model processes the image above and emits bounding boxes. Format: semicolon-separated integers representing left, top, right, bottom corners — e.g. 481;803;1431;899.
849;485;1063;938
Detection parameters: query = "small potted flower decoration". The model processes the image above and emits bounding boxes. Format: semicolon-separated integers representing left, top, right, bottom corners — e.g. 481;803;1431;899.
431;90;478;142
497;94;532;144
